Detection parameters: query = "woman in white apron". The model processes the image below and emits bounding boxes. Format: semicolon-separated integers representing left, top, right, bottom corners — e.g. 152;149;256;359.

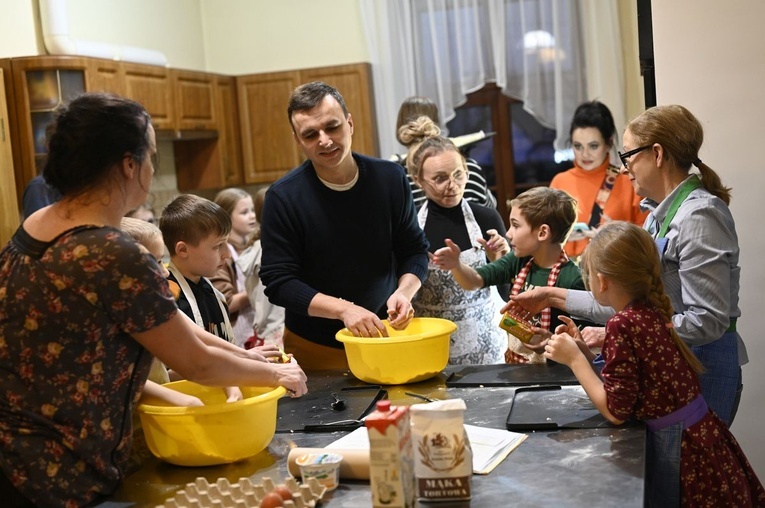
401;116;509;365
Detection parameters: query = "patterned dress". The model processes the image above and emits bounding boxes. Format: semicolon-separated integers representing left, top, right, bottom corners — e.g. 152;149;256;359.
602;300;764;507
0;226;177;506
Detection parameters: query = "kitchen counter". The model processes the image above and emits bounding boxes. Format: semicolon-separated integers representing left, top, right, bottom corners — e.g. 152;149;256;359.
103;369;645;507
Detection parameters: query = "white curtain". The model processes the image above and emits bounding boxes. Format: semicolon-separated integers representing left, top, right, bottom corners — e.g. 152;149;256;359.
361;0;622;159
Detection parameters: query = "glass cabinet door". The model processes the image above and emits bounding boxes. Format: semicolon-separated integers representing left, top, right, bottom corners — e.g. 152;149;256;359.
26;69;85;172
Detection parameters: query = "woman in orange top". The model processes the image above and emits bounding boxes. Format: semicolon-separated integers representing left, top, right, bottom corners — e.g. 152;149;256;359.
550;101;647;258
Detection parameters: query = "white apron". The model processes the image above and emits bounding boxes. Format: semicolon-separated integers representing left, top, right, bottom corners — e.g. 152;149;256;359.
226;244;258;347
167;262;235;343
414;200;506;365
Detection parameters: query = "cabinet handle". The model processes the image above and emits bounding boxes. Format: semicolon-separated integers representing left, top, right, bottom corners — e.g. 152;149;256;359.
0;118;4;142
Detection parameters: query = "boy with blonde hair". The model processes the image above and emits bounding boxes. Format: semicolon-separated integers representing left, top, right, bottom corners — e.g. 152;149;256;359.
431;187;587;363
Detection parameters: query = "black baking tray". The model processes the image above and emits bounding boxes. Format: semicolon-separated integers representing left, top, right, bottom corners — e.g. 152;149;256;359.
505;385;612;430
276;385;387;433
445;362;581;387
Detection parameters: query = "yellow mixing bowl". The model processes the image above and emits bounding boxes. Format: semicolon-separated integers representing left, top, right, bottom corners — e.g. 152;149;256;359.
336;317;456;385
136;380;286;466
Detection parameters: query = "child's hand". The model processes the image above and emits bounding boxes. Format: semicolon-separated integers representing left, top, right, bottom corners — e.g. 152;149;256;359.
555;316;596;361
252;344;291;363
555;316;582;341
430;239;462;270
476;229;510;261
544;333;582;366
524;326;552;353
224;386;243;402
177;394;205;407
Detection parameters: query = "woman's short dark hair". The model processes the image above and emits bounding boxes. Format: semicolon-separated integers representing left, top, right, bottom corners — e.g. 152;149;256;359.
43;93;151;196
568;100;617;147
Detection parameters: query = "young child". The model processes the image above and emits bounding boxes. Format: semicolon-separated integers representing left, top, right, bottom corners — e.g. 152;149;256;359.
545;221;764;507
120;217;204;407
237;186;286;348
431;186;585;363
159;194;243;399
211;188;258;347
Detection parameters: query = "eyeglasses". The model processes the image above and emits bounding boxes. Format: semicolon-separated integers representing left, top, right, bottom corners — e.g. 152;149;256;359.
618;145;651;169
422;169;468;189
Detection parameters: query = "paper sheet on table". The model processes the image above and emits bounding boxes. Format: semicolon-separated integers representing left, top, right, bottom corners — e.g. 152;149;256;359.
326;424;526;475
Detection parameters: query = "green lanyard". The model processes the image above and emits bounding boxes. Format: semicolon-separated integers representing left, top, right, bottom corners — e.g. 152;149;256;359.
656;176;703;239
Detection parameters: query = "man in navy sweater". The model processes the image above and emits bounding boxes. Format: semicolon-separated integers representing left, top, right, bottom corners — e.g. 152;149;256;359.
259;82;429;370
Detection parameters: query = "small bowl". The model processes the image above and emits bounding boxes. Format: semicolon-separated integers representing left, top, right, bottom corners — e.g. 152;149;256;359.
136;380;286;466
336;317;456;385
295;453;343;491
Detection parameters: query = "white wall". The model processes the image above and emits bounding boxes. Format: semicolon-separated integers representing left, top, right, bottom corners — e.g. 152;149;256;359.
652;0;765;477
0;0;39;58
0;0;207;69
66;0;206;70
199;0;368;75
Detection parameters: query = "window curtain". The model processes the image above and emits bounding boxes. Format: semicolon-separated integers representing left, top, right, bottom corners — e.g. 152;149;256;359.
361;0;623;159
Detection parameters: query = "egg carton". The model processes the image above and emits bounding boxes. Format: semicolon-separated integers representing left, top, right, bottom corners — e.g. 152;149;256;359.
157;476;327;508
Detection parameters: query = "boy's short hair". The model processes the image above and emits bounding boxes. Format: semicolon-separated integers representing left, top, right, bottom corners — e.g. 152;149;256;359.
510;187;577;245
120;216;161;247
159;194;232;255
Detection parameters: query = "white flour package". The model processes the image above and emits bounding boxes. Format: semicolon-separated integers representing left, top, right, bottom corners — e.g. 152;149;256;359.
410;399;472;502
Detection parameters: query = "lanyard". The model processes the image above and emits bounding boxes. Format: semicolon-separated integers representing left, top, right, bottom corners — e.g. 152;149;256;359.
656;176;703;239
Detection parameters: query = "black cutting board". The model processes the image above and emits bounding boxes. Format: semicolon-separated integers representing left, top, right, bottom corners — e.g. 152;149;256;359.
276;385;386;432
505;385;612;430
445;362;580;387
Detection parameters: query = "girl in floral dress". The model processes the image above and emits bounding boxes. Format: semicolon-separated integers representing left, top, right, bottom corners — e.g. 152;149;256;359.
544;221;764;507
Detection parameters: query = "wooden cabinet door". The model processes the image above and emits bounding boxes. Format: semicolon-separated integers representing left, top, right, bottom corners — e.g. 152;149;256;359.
9;56;88;204
172;69;216;131
214;75;243;187
122;62;175;130
87;58;126;96
0;68;20;244
300;63;378;157
237;70;303;184
175;75;243;191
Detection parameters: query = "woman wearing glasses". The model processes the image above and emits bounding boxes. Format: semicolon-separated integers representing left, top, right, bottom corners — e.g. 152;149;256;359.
400;116;509;364
550;101;647;259
511;105;745;427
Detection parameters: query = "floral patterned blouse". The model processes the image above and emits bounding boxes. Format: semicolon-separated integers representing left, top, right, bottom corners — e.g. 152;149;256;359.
0;225;177;506
602;300;764;507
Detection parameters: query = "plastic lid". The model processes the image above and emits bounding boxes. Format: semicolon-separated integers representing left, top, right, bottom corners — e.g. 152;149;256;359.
376;400;391;411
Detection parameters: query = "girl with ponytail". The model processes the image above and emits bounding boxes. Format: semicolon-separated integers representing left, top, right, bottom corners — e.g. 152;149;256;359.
544;222;763;507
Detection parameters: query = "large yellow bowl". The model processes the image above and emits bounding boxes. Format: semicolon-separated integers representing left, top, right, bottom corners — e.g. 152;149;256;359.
136;380;286;466
336;317;456;385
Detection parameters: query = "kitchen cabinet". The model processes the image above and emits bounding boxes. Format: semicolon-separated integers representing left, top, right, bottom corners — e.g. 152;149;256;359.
0;68;20;244
172;69;216;131
237;70;303;184
6;56;88;204
3;55;379;205
175;75;243;190
87;58;126;96
237;63;378;185
122;62;176;131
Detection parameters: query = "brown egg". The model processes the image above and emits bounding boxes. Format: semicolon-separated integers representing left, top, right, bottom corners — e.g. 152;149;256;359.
259;492;284;508
273;485;294;501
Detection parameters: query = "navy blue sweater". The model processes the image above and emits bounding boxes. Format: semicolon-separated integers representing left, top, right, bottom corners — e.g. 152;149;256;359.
260;153;429;347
